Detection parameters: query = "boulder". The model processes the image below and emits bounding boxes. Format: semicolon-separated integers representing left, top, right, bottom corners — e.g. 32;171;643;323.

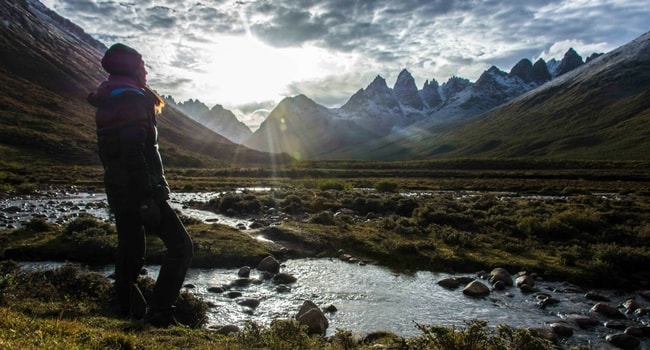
515;275;535;288
606;333;640;350
623;298;641;313
276;284;291;293
237;298;261;308
207;286;226;293
238;266;251;278
584;292;610;302
604;320;627;330
591;302;627;319
437;278;461;289
295;301;329;335
257;256;280;274
227;291;242;298
488;268;512;286
462;280;490;297
624;326;644;337
567;315;599;329
232;278;251;286
455;277;475;285
493;280;506;290
273;272;297;284
212;324;240;335
550;322;573;338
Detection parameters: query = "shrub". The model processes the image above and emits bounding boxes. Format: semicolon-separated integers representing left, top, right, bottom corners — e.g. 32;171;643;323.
215;194;262;215
13;263;112;302
375;180;399;193
317;179;347;191
396;198;419;217
15;182;37;195
65;214;112;235
309;211;336;225
408;320;553;350
24;217;51;232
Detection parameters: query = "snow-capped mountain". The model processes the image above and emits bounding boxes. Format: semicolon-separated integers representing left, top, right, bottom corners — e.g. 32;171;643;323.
244;47;589;158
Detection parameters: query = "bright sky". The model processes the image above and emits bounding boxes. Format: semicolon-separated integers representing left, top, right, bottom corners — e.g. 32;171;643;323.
41;0;649;130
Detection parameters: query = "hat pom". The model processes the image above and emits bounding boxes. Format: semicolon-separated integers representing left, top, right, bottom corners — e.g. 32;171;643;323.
101;43;142;76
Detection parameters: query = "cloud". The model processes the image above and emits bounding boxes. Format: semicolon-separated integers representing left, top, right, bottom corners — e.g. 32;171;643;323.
40;0;649;129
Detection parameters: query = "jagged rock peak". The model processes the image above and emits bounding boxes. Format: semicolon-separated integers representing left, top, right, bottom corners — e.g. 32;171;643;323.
394;69;424;110
532;58;552;82
476;66;508;88
555;48;584;76
509;58;536;83
211;104;226;112
421;79;442;109
586;52;604;63
441;76;471;99
177;98;210;116
367;75;389;91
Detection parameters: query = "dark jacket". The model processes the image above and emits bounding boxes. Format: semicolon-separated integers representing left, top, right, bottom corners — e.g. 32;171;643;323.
88;75;169;212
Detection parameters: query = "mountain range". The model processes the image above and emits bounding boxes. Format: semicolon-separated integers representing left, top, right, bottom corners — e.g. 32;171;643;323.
236;33;648;161
1;0;649;166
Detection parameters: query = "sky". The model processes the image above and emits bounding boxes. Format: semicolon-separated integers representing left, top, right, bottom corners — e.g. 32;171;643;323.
41;0;649;130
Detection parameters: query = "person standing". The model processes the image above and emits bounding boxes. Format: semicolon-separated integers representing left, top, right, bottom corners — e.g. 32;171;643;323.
88;43;193;327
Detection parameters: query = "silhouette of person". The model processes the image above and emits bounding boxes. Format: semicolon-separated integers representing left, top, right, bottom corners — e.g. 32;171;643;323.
88;43;193;327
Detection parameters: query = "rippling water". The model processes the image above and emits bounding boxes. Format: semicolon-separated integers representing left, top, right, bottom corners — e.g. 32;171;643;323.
18;259;650;348
190;259;571;335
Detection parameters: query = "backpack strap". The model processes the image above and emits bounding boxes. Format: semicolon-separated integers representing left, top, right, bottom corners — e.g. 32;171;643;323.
109;87;146;98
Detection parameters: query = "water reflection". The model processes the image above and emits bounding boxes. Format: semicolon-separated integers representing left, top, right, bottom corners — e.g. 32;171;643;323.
18;258;648;349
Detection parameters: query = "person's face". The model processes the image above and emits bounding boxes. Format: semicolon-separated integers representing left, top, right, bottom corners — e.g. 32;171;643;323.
136;60;147;86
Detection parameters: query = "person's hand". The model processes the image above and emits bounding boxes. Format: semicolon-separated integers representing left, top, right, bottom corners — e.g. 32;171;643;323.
139;199;161;228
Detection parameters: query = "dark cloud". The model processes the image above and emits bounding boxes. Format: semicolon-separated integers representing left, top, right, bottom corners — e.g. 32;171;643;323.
41;0;650;128
250;6;328;47
145;6;178;30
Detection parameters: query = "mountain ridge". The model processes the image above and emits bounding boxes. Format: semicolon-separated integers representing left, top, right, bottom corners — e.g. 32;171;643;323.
0;0;289;167
241;44;597;159
339;30;650;161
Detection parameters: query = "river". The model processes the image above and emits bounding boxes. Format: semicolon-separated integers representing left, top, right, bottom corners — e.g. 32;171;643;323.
5;189;648;348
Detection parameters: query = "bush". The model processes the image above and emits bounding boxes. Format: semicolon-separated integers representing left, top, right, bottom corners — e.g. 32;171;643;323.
375;180;399;193
15;182;37;195
65;215;113;235
317;179;348;191
408;320;553;350
309;211;336;225
24;217;51;232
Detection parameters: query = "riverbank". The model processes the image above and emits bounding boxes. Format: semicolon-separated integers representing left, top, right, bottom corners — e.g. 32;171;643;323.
2;166;650;348
3;185;650;290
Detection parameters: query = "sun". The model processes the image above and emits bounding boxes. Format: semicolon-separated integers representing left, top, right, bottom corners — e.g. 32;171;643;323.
194;35;328;105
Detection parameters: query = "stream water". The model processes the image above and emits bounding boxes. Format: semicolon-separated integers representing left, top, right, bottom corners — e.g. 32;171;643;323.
18;259;649;349
4;189;648;348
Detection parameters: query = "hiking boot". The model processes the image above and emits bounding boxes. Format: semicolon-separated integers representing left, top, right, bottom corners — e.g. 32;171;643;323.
144;307;181;328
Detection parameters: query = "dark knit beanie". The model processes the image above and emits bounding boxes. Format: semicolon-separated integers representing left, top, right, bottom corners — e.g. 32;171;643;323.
101;43;142;76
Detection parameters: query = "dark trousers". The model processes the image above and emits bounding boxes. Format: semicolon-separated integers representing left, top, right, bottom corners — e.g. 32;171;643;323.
113;200;193;316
